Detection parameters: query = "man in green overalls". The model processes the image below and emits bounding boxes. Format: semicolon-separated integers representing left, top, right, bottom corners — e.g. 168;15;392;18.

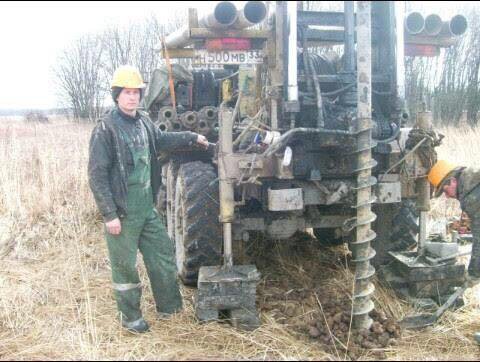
88;65;209;333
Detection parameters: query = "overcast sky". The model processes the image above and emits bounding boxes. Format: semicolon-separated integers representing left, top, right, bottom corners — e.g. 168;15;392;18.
0;1;212;110
0;1;476;110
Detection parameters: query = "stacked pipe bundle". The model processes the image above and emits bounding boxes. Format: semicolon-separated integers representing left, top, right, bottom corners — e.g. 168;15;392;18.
157;106;177;132
404;12;467;37
164;1;267;49
198;106;218;136
157;105;218;136
179;111;198;130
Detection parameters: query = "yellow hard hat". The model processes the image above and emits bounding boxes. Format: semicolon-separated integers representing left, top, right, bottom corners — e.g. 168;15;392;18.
111;65;146;89
428;160;457;188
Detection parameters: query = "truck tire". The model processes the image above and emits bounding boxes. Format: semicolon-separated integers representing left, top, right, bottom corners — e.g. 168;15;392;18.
313;228;344;246
155;162;178;238
156;164;169;225
174;161;222;286
156;183;167;224
166;162;180;240
372;200;419;267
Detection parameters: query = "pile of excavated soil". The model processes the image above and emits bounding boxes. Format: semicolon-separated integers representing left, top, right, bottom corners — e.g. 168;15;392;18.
251;232;402;360
306;304;401;360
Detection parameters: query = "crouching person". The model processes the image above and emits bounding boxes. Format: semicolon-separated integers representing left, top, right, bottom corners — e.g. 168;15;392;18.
428;160;480;343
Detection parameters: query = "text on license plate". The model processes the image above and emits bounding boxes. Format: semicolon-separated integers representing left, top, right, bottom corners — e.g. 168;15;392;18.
193;50;264;65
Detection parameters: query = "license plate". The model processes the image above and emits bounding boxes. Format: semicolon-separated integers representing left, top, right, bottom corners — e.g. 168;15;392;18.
193;49;264;65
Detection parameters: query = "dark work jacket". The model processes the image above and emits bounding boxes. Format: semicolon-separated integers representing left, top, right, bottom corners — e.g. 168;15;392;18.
88;107;198;222
458;167;480;217
457;168;480;252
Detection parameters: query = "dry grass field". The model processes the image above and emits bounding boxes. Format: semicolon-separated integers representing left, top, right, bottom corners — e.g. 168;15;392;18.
0;118;479;360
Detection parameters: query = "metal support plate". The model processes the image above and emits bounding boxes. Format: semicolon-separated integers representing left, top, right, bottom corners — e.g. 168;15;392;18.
267;188;304;211
376;181;402;203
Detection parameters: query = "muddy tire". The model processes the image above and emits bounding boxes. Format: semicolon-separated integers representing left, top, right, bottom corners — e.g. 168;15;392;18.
165;162;180;240
372;200;419;267
313;228;344;246
174;161;222;286
156;162;180;240
156;183;167;223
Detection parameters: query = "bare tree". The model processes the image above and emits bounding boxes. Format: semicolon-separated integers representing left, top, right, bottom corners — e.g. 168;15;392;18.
157;10;189;67
54;11;188;120
405;3;480;126
102;12;188;81
54;33;106;121
102;15;164;83
463;10;480;126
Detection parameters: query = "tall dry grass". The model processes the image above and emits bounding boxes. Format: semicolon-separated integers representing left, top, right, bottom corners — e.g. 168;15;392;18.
0;118;479;360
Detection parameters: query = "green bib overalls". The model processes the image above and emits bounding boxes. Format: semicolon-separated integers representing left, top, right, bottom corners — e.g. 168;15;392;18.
105;123;182;328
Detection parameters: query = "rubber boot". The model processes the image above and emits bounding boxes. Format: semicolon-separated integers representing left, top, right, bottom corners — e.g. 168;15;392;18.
468;239;480;279
121;317;150;333
156;310;174;320
474;332;480;345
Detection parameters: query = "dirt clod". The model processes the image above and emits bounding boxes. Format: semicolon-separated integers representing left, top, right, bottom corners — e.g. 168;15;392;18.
301;296;402;360
308;326;321;338
254;236;402;360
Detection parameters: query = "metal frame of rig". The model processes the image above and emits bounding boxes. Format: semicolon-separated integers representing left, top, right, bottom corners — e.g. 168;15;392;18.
145;1;468;330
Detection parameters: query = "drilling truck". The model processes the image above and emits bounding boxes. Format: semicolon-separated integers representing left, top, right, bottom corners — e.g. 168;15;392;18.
142;1;468;330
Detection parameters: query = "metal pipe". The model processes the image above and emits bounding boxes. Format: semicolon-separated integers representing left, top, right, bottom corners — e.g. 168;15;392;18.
218;107;235;269
197;119;212;136
440;14;468;37
416;178;431;257
450;15;468;36
423;14;443;36
287;1;298;103
199;106;218;123
415;103;432;257
233;1;267;29
263;127;352;157
157;120;172;132
164;1;238;49
416;102;433;130
271;99;278;130
306;53;324;128
394;2;405;100
342;1;356;106
180;111;198;130
417;186;430;257
301;34;313;94
269;2;286;130
158;106;177;123
404;12;425;35
224;222;233;268
218;107;234;221
170;118;183;131
164;28;191;49
351;1;376;331
344;1;355;73
199;1;238;29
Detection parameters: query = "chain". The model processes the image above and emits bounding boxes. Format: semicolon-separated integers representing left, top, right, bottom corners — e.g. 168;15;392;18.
405;128;444;169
